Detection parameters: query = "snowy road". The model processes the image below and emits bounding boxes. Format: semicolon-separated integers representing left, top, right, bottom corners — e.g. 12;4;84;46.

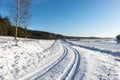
21;40;120;80
24;41;83;80
59;42;81;80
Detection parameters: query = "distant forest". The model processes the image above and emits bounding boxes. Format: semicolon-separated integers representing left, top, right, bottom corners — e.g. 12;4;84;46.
116;35;120;40
0;15;103;40
0;15;64;39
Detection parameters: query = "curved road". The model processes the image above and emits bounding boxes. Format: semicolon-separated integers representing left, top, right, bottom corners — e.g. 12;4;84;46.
23;41;83;80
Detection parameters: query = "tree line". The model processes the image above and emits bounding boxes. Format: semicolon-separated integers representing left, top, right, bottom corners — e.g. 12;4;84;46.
0;16;14;36
116;35;120;40
0;14;106;40
0;0;64;40
0;15;64;39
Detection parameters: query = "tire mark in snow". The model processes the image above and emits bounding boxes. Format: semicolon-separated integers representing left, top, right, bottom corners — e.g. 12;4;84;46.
70;48;80;80
60;45;80;80
21;44;67;80
33;45;68;80
73;47;87;80
35;43;77;80
75;45;120;80
59;47;76;80
62;41;87;80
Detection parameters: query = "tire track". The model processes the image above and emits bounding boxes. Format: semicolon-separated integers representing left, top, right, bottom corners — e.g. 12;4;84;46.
35;44;76;80
33;45;69;80
60;44;81;80
35;46;68;80
23;41;82;80
21;44;67;80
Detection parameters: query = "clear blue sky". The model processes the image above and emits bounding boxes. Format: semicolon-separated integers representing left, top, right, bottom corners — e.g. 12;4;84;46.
0;0;120;37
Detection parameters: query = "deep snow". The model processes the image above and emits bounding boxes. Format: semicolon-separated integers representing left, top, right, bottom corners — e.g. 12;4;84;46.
0;37;120;80
74;46;120;80
0;36;57;80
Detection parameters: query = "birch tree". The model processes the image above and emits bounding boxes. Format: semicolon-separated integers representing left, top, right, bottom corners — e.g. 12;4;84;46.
10;0;31;45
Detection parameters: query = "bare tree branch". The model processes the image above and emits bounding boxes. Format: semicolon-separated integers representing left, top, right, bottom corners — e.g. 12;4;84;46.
9;0;31;45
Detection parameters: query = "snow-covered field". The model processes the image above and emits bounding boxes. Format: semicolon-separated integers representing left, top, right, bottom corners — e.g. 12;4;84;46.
71;39;120;56
0;36;58;80
0;36;120;80
68;39;120;80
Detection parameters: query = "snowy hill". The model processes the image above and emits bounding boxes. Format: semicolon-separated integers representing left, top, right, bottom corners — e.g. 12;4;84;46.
0;36;57;79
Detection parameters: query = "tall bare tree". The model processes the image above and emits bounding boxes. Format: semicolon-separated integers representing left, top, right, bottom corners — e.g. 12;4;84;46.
9;0;31;45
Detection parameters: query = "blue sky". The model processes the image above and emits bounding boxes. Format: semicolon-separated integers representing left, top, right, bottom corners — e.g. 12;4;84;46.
0;0;120;37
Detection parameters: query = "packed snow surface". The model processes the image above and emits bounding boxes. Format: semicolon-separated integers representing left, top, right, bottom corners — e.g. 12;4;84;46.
0;37;120;80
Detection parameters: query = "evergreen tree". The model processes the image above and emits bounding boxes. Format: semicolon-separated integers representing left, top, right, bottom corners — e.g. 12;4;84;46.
116;35;120;40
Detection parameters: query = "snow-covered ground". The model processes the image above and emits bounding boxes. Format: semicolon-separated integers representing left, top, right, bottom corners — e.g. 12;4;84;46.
74;46;120;80
67;39;120;80
68;39;120;56
0;36;58;80
0;36;120;80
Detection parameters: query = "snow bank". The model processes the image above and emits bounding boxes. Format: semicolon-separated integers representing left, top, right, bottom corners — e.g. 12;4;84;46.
0;36;60;80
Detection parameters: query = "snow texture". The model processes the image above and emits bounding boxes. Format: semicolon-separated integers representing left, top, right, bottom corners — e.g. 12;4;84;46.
0;37;120;80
